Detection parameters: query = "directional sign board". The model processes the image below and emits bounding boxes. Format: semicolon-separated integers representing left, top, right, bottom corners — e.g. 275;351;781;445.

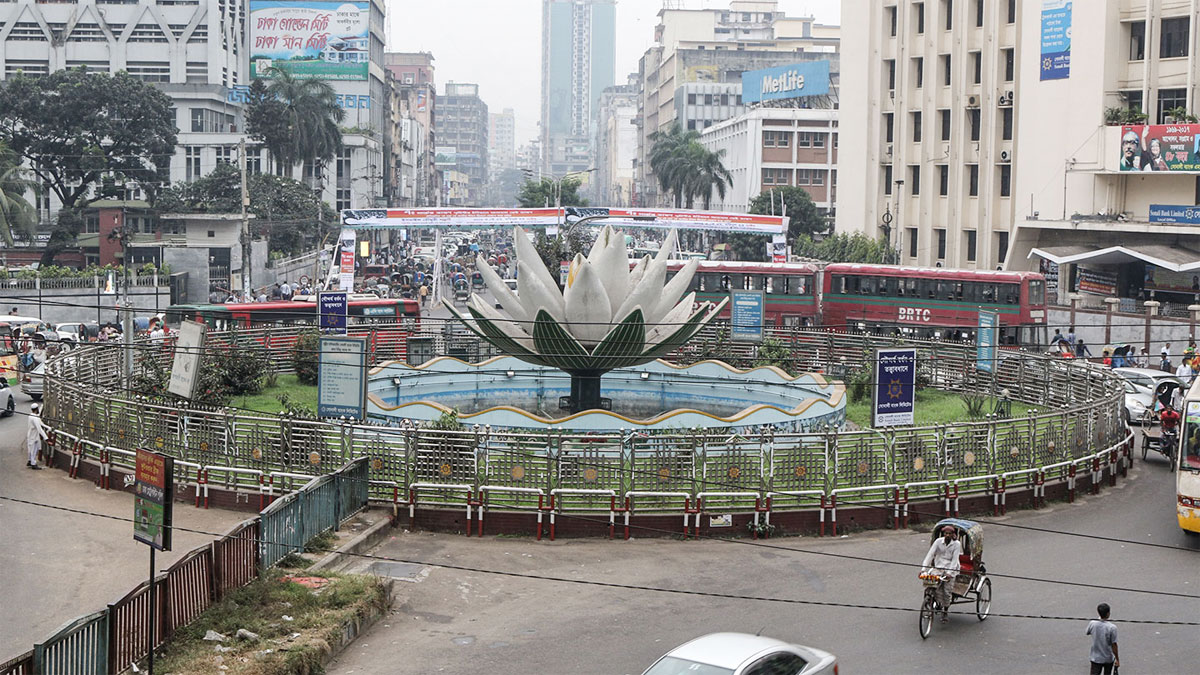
134;449;174;551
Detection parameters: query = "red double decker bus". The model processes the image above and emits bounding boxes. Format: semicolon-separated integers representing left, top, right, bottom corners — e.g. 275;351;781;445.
819;264;1047;346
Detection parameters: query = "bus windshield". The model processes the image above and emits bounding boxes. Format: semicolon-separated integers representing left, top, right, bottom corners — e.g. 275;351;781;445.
1028;280;1045;305
1185;415;1200;470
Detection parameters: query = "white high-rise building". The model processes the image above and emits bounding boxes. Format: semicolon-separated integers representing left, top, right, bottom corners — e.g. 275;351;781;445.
489;108;517;177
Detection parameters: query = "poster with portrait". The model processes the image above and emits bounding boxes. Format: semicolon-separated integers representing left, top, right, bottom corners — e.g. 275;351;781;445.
1119;124;1200;172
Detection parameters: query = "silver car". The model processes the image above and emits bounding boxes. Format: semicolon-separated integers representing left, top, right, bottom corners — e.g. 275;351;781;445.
642;632;837;675
0;376;14;416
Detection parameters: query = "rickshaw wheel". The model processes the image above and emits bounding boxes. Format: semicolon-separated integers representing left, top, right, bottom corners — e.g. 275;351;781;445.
975;578;992;620
1142;435;1149;460
919;590;935;639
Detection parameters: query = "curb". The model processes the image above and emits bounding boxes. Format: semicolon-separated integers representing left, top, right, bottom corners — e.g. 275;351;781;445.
310;510;394;572
320;578;393;669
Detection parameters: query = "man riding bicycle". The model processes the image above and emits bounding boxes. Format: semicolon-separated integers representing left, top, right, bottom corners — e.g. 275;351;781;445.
921;524;962;623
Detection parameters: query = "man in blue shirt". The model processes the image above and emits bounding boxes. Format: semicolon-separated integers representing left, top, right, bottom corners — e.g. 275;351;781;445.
1086;603;1119;674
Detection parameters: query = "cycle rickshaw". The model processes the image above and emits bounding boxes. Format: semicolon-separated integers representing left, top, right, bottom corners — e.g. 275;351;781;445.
918;518;992;638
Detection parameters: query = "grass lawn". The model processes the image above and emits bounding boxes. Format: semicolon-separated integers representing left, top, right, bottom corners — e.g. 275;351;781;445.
235;374;318;415
844;388;1045;429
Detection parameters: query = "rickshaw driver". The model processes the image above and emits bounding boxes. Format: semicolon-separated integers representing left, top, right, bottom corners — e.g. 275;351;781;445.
921;524;963;622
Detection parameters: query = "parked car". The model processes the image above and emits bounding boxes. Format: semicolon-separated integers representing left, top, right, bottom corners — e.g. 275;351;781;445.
20;360;43;400
1113;367;1184;395
642;633;837;675
0;376;15;416
1121;379;1155;425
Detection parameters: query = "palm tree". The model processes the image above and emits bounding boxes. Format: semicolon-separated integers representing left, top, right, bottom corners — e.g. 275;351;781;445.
0;141;36;247
648;122;733;209
688;147;733;209
260;68;345;176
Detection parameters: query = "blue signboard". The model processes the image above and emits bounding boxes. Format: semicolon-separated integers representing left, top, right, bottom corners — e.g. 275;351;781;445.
318;336;367;419
872;348;917;427
1149;204;1200;224
977;311;998;373
1040;1;1071;81
741;61;831;104
319;291;347;335
730;290;765;342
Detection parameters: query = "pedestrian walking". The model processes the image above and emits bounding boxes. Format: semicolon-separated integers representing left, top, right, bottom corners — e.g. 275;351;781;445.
1162;342;1172;360
1065;326;1077;348
1086;603;1119;674
1076;338;1092;359
419;283;429;306
27;402;47;469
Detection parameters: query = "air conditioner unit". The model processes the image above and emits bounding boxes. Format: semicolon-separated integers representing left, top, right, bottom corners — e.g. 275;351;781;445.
1000;150;1011;162
1005;90;1014;102
967;95;980;107
885;143;893;156
403;75;414;84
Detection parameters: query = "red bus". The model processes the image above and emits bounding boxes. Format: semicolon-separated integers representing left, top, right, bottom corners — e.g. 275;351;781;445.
165;296;420;330
819;264;1046;346
666;260;821;327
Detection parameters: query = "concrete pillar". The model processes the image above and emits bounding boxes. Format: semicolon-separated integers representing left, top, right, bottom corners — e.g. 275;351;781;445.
1104;297;1120;346
1189;304;1200;344
1068;293;1082;336
1144;300;1161;357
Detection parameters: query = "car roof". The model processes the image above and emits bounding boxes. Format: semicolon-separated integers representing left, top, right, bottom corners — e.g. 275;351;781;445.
1114;368;1178;378
664;633;804;670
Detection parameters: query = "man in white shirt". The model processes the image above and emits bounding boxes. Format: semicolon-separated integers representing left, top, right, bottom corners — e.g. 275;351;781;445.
1176;360;1192;385
27;402;47;469
921;524;962;622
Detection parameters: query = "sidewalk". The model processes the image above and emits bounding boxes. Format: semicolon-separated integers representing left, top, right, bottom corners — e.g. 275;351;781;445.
0;399;248;655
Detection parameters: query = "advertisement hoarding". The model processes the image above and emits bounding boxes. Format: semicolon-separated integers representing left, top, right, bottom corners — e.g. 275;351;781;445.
872;348;917;427
434;146;457;167
319;291;348;334
249;1;370;81
741;60;831;104
730;290;765;343
167;320;208;399
134;449;174;551
318;336;367;419
1076;267;1118;296
1144;266;1200;294
977;311;998;373
337;227;356;292
770;234;788;263
1119;125;1200;172
1040;1;1071;81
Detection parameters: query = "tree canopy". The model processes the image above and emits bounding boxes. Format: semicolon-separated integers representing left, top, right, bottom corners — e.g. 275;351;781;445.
0;141;36;247
792;232;893;263
155;163;337;255
748;186;827;239
245;70;345;172
517;176;589;208
648;122;733;209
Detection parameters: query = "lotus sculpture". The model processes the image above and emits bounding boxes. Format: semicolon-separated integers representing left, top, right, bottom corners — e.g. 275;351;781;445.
444;225;727;412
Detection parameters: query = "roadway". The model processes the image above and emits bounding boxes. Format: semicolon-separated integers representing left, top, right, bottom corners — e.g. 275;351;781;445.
327;441;1199;675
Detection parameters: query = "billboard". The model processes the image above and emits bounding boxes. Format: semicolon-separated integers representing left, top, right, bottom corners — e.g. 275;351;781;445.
730;290;765;343
250;1;370;81
1119;125;1200;172
976;311;998;373
434;146;457;167
741;61;831;104
872;348;917;427
167;320;207;399
134;449;174;551
1040;1;1071;81
1144;267;1200;294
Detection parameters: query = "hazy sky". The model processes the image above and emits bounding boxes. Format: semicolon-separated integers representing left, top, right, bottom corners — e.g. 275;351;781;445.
388;0;841;144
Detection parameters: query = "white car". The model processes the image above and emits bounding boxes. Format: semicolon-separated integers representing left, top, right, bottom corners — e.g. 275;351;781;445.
642;633;837;675
0;377;14;416
21;360;44;400
1121;380;1155;424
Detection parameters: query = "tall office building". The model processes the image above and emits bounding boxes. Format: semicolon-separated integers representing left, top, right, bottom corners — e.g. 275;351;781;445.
596;78;639;206
489;108;517;177
541;0;616;179
839;0;1200;314
435;82;489;206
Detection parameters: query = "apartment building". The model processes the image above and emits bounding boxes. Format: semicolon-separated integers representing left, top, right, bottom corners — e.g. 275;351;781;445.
435;82;489;206
839;0;1200;312
384;51;438;206
596;80;639;206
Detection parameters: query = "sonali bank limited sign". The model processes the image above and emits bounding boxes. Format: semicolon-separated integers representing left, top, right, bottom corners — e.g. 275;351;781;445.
741;61;831;103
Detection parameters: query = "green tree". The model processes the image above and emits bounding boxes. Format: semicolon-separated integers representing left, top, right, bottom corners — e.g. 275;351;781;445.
155;163;337;255
0;141;37;247
516;177;589;208
648;122;733;209
793;232;892;263
748;186;827;238
246;69;345;175
0;68;177;262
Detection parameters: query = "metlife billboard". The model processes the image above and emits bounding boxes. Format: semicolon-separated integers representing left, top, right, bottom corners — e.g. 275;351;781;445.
741;61;831;104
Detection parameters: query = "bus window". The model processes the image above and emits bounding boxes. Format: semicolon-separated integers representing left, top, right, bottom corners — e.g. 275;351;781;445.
859;276;875;295
880;277;898;297
1185;420;1200;470
900;278;917;297
1004;283;1019;304
766;276;777;294
792;275;810;295
953;282;964;301
1028;280;1045;305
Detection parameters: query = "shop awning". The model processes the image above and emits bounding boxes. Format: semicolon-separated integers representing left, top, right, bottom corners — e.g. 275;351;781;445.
1029;243;1200;271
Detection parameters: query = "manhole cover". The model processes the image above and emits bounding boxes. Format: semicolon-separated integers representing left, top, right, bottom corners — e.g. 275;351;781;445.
367;562;425;579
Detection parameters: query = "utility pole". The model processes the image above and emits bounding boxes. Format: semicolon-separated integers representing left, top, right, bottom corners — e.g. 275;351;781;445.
239;138;252;301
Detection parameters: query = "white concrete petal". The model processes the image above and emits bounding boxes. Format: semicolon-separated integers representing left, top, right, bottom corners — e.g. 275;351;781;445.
627;255;649;291
651;257;699;322
474;254;529;325
644;292;698;349
512;226;562;296
517;260;566;323
613;257;666;323
591;227;630;317
653;229;679;263
562;261;613;347
586;224;616;264
467;294;536;352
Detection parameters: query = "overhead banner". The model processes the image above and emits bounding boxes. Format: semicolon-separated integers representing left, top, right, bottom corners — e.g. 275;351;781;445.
249;1;370;81
134;449;174;551
318;336;367;419
872;348;917;427
730;290;765;343
1040;1;1071;81
741;60;832;103
341;208;787;234
977;311;998;373
1119;125;1200;172
167;320;207;399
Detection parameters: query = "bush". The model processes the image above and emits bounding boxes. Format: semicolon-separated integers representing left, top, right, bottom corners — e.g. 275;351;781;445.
214;342;271;396
754;337;795;375
292;329;320;385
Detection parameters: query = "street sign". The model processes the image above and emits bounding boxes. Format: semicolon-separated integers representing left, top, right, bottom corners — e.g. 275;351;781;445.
977;310;998;373
167;320;207;398
730;290;765;342
318;336;367;419
319;291;348;334
133;449;174;551
872;348;917;427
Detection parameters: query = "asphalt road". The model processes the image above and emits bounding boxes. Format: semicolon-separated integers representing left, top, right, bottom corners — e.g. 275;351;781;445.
0;391;249;656
328;439;1199;675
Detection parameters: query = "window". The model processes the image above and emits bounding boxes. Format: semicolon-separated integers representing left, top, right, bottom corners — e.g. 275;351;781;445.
1007;0;1016;24
185;146;201;182
336;188;351;212
910;165;921;195
1130;21;1145;60
812;132;826;148
887;59;896;89
883;164;893;194
762;168;790;185
1003;48;1014;81
797;132;813;147
83;214;100;234
916;3;926;33
704;94;713;105
764;130;791;147
938;164;949;195
936;228;947;259
975;0;984;27
909;227;919;258
999;164;1011;197
944;0;953;30
246;148;262;175
885;112;895;143
942;54;952;86
998;231;1009;263
966;230;977;262
912;111;922;142
1160;17;1190;58
1002;107;1013;140
1125;90;1143;115
914;56;924;88
968;164;979;196
215;146;234;165
888;5;898;36
1158;88;1188;123
969;109;981;141
687;93;697;104
940;109;951;140
796;169;811;185
971;51;982;84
